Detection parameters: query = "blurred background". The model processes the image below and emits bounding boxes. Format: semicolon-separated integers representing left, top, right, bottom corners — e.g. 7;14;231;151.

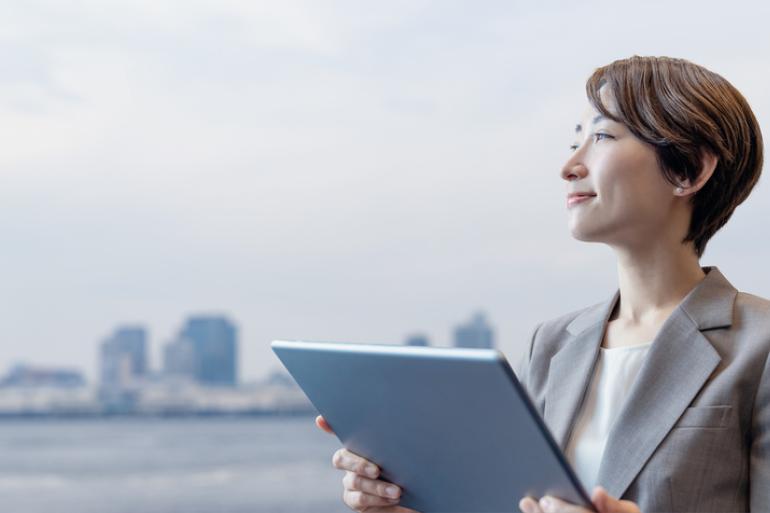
1;0;768;511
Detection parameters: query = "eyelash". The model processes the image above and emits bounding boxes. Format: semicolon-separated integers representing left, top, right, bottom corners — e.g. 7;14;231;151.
570;132;614;151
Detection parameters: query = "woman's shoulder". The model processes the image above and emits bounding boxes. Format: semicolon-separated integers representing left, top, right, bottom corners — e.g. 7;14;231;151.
732;290;770;344
527;287;770;358
735;289;770;315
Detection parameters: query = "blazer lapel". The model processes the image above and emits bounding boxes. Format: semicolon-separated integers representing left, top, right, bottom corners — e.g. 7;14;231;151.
595;267;736;499
544;291;619;449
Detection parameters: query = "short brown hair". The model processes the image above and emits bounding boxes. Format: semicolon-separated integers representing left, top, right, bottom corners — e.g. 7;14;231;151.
586;56;763;257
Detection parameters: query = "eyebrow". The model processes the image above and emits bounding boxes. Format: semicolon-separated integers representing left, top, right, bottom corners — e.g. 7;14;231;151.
575;114;607;133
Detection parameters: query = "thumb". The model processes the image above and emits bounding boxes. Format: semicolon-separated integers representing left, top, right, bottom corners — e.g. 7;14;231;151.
591;487;613;513
315;415;335;434
591;486;639;513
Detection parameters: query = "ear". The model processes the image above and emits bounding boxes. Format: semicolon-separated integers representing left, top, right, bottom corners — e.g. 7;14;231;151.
676;151;718;196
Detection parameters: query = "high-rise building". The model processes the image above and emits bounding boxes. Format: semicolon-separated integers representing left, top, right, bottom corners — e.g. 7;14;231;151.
99;325;148;411
453;312;495;349
180;316;238;386
163;337;196;380
100;326;148;389
405;334;430;346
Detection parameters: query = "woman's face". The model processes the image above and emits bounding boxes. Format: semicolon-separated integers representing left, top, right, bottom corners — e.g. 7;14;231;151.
561;89;683;250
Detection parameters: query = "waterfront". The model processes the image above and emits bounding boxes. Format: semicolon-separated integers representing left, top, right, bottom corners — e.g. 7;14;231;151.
0;416;348;513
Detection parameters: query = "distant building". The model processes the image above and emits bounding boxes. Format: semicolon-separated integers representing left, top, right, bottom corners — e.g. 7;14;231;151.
163;337;196;380
453;312;495;349
99;326;148;411
100;326;148;388
180;316;238;387
404;334;429;346
0;364;85;388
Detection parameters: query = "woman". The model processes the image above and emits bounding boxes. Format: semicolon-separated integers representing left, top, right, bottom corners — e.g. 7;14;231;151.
317;56;769;513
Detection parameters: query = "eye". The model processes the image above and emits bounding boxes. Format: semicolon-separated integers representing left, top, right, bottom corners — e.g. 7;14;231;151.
593;132;614;142
570;132;615;151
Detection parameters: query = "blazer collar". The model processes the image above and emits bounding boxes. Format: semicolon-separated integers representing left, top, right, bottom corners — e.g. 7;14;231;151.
545;296;615;450
565;291;619;338
547;266;737;498
564;266;736;337
678;266;736;330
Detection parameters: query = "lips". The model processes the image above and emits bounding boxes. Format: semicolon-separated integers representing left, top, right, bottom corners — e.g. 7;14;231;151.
567;192;596;208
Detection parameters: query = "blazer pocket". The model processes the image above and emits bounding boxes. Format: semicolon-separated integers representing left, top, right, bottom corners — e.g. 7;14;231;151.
674;405;732;428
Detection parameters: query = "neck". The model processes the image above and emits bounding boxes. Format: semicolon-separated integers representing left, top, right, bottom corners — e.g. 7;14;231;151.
612;242;706;325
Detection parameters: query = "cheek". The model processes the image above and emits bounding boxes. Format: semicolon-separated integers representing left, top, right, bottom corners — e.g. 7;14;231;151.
596;150;671;206
603;177;670;224
573;155;673;236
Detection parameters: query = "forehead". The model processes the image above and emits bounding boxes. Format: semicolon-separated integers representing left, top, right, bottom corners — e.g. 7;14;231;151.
575;87;619;133
575;110;604;134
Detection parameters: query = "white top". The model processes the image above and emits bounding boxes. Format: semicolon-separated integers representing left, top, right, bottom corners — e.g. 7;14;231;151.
564;342;652;492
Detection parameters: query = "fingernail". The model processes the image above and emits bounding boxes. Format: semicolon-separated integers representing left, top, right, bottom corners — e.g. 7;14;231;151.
366;464;378;477
386;485;400;498
539;496;552;512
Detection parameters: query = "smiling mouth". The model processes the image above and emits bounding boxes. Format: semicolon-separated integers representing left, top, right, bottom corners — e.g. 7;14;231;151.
566;194;596;208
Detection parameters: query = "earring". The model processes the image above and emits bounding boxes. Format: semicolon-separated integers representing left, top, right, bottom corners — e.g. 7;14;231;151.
675;187;684;195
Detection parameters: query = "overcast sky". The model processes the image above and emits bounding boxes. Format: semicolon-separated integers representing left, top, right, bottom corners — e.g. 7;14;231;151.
1;0;769;382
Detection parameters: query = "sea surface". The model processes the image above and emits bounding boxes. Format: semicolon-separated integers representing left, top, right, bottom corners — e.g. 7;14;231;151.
0;416;349;513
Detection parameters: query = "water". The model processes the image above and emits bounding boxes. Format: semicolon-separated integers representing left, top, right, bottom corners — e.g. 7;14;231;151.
0;416;349;513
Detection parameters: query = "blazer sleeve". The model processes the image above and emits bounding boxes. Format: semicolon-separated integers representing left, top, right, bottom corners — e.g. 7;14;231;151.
514;322;541;395
750;350;770;511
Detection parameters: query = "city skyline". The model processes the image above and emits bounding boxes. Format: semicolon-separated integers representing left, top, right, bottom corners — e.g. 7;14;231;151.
0;308;497;416
96;315;239;387
1;1;769;384
0;309;497;384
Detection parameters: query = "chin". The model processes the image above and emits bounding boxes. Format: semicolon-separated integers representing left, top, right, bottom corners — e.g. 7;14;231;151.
568;223;602;243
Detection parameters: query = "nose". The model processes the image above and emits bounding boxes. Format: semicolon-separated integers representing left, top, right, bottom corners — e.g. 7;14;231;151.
560;154;588;182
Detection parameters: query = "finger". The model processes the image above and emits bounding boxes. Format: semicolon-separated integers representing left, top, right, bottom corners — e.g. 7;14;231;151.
315;415;334;434
591;487;610;513
519;496;543;513
343;489;400;511
343;471;402;499
539;495;591;513
332;448;380;477
591;487;640;513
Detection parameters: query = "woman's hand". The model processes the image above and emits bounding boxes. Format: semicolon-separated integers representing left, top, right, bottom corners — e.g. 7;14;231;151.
316;415;419;513
519;487;640;513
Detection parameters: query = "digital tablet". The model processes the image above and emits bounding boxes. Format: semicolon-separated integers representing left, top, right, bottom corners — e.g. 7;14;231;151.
271;340;593;513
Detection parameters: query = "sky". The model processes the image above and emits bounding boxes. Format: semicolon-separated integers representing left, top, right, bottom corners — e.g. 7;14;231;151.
1;0;769;383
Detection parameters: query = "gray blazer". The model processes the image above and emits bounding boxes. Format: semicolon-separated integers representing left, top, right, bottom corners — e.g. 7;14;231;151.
516;266;770;512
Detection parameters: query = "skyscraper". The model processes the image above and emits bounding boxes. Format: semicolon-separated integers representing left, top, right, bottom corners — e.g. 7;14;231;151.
180;316;238;386
163;337;196;380
453;312;495;349
99;325;148;411
100;326;148;389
